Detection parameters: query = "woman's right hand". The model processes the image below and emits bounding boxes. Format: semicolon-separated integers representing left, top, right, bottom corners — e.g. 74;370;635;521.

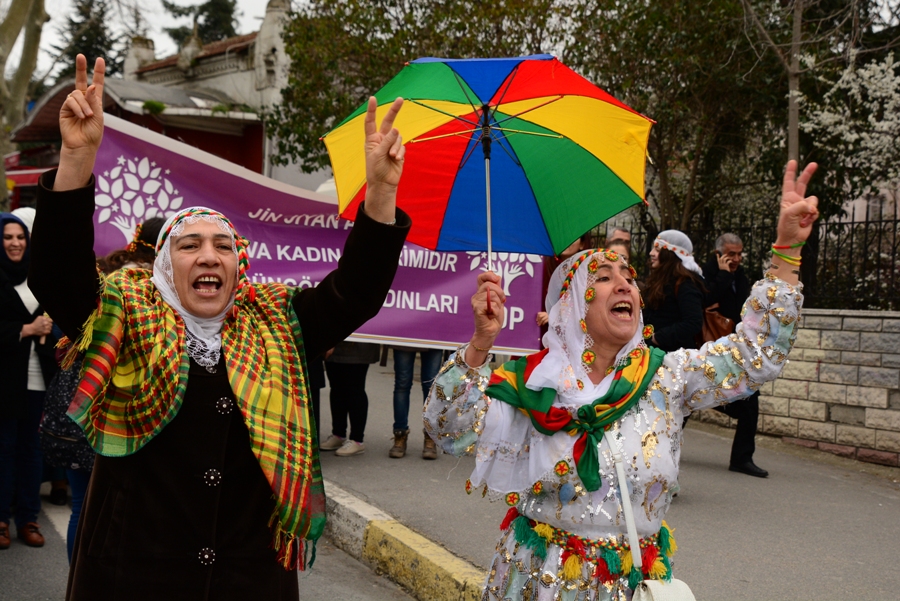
22;315;52;338
465;271;505;366
55;54;106;191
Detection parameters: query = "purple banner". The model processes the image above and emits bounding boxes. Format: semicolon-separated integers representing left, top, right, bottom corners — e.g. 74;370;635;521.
92;115;543;353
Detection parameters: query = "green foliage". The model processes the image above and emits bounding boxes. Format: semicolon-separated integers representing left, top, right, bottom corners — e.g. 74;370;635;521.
265;0;566;173
162;0;239;47
53;0;123;79
142;100;166;115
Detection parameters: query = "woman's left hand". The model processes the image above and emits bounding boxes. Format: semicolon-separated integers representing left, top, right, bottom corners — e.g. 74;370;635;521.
363;96;405;223
776;160;819;245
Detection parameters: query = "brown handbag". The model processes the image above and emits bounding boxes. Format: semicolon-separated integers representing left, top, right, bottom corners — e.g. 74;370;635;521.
698;303;734;345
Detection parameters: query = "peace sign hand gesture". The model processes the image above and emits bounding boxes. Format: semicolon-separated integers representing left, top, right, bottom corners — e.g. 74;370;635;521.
55;54;105;191
363;96;405;224
776;160;820;246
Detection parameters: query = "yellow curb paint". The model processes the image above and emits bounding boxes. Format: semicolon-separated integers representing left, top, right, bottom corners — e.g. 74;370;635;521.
363;519;485;601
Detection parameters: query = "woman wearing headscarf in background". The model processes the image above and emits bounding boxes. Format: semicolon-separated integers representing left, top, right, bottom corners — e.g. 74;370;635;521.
641;230;705;352
423;161;818;599
29;55;410;600
0;213;57;550
40;217;165;563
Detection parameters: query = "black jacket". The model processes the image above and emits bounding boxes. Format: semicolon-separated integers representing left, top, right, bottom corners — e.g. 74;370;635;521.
0;268;58;418
642;277;704;352
701;255;752;326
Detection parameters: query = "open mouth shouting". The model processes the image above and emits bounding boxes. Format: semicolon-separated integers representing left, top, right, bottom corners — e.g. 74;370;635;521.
193;274;223;296
611;301;634;320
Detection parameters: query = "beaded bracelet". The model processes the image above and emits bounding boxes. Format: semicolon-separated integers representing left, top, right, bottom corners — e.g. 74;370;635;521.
471;342;492;353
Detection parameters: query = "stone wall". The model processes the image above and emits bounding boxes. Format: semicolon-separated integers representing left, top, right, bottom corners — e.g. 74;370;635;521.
695;308;900;467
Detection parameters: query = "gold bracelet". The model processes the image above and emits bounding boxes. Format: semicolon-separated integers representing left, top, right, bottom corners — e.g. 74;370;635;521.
471;342;492;353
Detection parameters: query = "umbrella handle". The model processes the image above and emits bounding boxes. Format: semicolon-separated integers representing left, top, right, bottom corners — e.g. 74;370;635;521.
485;288;494;317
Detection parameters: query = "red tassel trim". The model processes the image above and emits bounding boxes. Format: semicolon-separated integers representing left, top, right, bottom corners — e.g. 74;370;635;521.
641;544;659;575
500;507;519;531
594;556;615;583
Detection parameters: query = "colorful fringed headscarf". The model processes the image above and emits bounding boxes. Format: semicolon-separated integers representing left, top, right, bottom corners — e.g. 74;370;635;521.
66;207;324;569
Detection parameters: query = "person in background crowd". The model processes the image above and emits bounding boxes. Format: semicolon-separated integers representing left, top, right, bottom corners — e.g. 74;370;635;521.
607;226;631;246
641;230;705;352
536;232;594;330
701;233;768;478
0;213;58;549
30;55;409;599
424;161;818;599
389;347;443;459
320;342;381;456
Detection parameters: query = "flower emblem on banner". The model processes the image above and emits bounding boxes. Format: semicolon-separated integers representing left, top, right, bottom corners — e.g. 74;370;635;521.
466;252;542;296
95;155;185;243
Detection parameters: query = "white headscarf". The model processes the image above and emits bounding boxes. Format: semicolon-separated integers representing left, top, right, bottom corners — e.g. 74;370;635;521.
151;207;239;368
653;229;703;276
528;249;646;407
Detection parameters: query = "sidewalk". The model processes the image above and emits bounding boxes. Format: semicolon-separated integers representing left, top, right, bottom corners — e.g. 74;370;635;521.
319;354;900;601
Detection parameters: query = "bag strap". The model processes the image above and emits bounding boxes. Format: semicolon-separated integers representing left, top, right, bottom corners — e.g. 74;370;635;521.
607;437;643;571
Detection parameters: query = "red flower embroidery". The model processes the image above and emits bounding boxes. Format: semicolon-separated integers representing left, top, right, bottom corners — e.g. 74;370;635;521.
505;492;520;506
465;479;473;495
582;350;596;365
554;461;570;476
584;288;596;303
532;481;544;495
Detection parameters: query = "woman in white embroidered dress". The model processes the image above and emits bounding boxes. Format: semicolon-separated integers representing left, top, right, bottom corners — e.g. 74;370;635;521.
424;161;819;601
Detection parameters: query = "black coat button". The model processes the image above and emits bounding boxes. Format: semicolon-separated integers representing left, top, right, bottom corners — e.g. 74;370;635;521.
199;547;215;565
216;397;233;415
203;469;222;487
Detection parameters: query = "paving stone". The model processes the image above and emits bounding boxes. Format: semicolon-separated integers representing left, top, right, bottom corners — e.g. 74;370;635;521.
820;331;860;351
842;317;882;332
759;395;790;416
857;448;899;467
760;415;798;437
835;424;875;448
798;349;841;362
830;405;866;426
783;436;818;449
773;379;808;399
797;419;835;442
808;382;846;404
794;329;821;349
860;332;900;353
781;360;820;381
789;400;828;421
875;430;900;453
817;364;858;384
858;366;899;389
801;315;842;329
865;408;900;432
817;442;858;458
840;351;882;366
845;386;888;408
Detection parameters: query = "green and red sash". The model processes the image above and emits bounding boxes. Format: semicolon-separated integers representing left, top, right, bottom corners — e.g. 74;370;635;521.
486;347;666;491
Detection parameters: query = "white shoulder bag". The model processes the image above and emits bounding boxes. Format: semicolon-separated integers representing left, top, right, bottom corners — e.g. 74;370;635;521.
610;445;697;601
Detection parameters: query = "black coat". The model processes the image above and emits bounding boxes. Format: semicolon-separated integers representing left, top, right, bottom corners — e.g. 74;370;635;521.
0;268;58;418
642;277;704;352
30;171;410;601
701;255;752;326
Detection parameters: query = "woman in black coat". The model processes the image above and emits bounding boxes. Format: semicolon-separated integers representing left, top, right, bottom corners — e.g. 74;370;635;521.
641;230;705;352
0;213;57;549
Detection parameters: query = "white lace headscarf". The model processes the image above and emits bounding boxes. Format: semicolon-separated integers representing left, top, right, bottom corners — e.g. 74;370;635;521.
151;207;241;368
652;229;703;276
528;249;647;407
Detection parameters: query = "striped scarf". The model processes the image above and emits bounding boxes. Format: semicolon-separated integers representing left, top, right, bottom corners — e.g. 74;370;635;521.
486;346;665;491
65;268;324;569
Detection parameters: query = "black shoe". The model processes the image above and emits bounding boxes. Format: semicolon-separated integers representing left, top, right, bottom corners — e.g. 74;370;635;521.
49;487;68;506
729;461;768;478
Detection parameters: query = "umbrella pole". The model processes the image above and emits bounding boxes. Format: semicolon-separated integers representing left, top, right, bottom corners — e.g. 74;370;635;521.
482;115;495;316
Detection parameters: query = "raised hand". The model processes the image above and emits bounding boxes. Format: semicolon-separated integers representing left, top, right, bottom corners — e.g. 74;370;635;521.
55;54;105;191
465;271;506;366
363;96;405;223
776;160;820;245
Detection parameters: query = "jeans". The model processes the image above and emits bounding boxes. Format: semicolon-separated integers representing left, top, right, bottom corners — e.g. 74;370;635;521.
392;349;443;432
0;390;45;527
66;467;91;562
324;362;370;443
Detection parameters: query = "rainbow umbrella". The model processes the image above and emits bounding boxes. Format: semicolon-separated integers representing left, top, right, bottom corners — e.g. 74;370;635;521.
323;54;653;257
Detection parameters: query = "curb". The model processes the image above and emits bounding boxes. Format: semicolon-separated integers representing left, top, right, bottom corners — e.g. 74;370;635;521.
323;480;486;601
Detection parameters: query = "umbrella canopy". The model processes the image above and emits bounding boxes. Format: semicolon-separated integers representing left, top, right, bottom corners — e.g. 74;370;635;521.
323;54;653;256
